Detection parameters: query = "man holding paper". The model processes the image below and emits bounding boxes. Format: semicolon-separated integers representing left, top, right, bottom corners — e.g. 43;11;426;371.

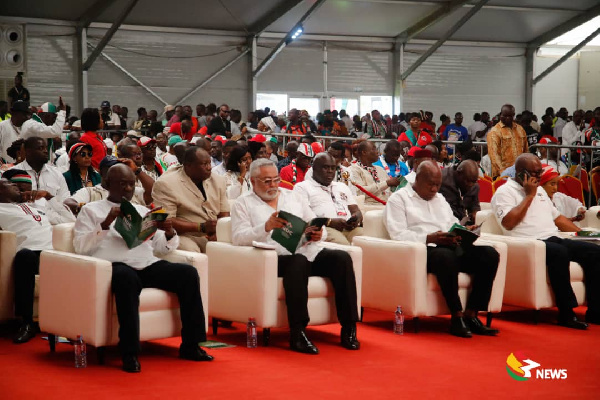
74;164;212;373
231;158;360;355
384;160;500;338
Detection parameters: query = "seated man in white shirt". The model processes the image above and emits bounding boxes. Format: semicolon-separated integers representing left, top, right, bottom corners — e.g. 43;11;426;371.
294;153;362;246
0;177;74;344
492;153;599;329
74;164;213;373
11;136;70;212
231;158;360;354
348;140;400;205
384;160;500;338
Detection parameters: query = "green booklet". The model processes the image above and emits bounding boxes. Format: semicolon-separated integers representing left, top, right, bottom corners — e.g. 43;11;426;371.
270;210;328;254
114;199;169;249
573;230;600;240
391;175;409;192
448;223;479;247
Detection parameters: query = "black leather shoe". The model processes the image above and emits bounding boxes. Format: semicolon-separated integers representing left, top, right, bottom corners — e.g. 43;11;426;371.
122;355;141;373
289;330;319;355
179;345;214;361
13;321;36;344
558;316;588;330
464;317;499;336
449;317;472;338
340;324;360;350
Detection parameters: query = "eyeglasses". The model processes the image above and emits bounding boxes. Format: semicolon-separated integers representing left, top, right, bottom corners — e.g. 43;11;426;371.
222;110;230;114
143;144;157;149
255;177;281;186
79;151;93;157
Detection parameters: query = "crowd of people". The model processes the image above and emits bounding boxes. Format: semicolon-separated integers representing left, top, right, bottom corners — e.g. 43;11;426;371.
1;75;599;373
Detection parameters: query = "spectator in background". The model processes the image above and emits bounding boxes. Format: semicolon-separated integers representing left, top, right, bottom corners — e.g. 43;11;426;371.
540;165;585;223
420;111;435;135
280;143;314;189
562;110;585;153
207;104;231;138
520;110;538;147
166;105;183;128
266;138;282;163
133;107;150;132
0;100;11;122
468;113;486;141
442;112;469;153
162;105;175;127
224;144;253;200
286;108;309;137
398;113;432;147
79;108;108;170
437;114;450;139
340;109;353;132
100;100;120;129
365;109;387;138
487;104;528;178
349;141;400;204
553;107;568;141
212;140;236;176
277;141;299;171
119;106;129;130
7;73;30;107
138;137;163;181
62;143;101;195
373;140;409;178
196;104;206;127
229;109;243;136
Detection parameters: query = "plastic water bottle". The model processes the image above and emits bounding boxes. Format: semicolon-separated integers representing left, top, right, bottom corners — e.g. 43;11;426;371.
246;318;257;348
74;335;87;368
394;306;404;335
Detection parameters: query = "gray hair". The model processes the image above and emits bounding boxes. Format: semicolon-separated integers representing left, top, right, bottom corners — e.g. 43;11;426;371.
249;158;276;178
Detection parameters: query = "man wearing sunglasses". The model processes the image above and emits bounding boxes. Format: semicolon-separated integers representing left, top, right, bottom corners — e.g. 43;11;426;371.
492;153;600;329
206;104;231;138
231;158;360;355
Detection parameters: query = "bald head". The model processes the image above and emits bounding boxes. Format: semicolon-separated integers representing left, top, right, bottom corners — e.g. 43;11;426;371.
515;152;540;174
195;137;211;152
106;164;136;202
456;160;480;193
413;160;442;201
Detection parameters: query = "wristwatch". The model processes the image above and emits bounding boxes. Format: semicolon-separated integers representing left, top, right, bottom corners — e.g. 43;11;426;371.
135;167;142;176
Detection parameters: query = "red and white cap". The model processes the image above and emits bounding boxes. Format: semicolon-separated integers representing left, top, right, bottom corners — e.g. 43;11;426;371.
137;136;156;147
297;142;315;158
68;142;93;159
214;135;227;144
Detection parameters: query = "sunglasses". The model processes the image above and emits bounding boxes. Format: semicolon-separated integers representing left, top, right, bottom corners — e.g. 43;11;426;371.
78;151;93;157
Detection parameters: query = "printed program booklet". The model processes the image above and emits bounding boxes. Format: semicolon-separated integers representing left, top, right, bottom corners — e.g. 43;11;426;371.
270;210;328;254
448;223;479;247
114;199;169;249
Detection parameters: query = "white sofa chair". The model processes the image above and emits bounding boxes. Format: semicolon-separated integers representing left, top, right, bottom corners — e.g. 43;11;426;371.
475;209;586;319
206;217;362;345
352;210;507;331
38;223;209;363
0;231;31;323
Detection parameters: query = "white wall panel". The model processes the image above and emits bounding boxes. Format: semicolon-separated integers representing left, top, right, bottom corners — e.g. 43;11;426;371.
402;50;525;125
578;52;600;111
533;55;578;117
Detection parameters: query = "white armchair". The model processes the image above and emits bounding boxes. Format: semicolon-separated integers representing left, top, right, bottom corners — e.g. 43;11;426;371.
206;217;362;345
475;210;586;319
38;223;208;363
0;231;26;322
352;210;507;331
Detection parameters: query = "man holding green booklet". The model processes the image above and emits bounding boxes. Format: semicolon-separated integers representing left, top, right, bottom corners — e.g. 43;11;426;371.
231;158;360;355
74;164;212;373
384;160;500;338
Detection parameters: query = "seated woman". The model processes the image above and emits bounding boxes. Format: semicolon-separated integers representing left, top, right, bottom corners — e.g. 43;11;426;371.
1;138;26;172
62;142;101;195
248;139;268;160
224;144;253;200
540;165;586;223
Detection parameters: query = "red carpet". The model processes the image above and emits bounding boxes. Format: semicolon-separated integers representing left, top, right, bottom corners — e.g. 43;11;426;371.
0;307;598;399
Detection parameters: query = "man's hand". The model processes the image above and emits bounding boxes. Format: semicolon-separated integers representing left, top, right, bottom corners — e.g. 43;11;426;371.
204;220;218;235
344;214;360;230
101;207;122;230
58;96;66;111
328;218;346;231
155;218;175;239
570;208;586;222
523;174;538;197
265;211;287;232
118;158;137;171
22;190;53;202
386;177;401;187
305;226;322;242
426;231;461;246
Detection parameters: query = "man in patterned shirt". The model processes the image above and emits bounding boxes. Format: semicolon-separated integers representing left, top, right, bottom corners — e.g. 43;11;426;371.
486;104;528;178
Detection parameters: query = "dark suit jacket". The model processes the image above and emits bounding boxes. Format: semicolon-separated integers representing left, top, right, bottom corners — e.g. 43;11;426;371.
207;117;231;136
439;166;480;221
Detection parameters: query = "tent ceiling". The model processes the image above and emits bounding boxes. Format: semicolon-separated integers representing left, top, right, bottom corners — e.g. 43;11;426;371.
2;0;599;45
